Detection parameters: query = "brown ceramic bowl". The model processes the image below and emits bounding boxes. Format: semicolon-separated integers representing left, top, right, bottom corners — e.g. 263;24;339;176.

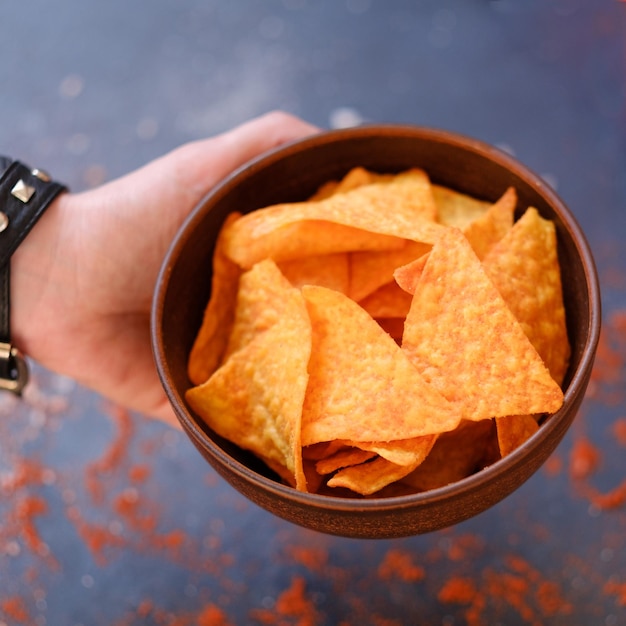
151;125;601;539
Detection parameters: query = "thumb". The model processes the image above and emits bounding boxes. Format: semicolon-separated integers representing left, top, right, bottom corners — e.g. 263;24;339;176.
140;110;320;209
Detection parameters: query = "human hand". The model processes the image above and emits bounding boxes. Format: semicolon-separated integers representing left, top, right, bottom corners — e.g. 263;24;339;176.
12;111;319;427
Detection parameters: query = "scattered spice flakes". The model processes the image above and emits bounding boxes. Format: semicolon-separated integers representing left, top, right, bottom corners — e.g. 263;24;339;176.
285;545;329;572
604;579;626;607
377;548;425;583
249;575;320;626
85;404;135;503
113;600;235;626
437;554;572;625
587;309;626;406
1;596;31;624
564;308;626;511
438;576;477;604
197;604;236;626
569;437;601;480
612;418;626;447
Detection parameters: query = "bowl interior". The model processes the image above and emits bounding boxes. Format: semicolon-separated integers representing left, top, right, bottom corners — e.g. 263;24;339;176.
152;126;600;538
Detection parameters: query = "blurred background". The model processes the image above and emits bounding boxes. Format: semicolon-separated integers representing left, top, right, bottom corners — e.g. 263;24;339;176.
1;1;625;624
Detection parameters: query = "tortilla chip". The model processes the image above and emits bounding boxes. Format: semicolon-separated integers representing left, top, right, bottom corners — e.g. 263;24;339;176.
341;436;438;467
401;420;495;491
187;213;242;385
496;414;539;457
393;253;430;296
327;455;423;496
221;169;444;268
463;186;516;260
307;167;392;201
393;187;517;296
308;180;339;201
300;285;459;446
376;317;405;343
401;228;564;420
434;184;491;229
186;292;311;492
358;282;413;320
483;207;570;385
349;240;432;302
278;253;350;294
223;259;297;360
315;447;378;475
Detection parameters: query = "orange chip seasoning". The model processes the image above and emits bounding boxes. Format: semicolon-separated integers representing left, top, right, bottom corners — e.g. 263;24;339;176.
326;455;426;496
221;169;444;269
358;282;413;320
223;258;301;361
462;186;516;260
483;207;570;385
186;279;311;492
401;420;495;491
277;252;350;294
401;228;564;421
496;414;539;457
433;184;491;230
341;436;437;467
315;448;378;475
187;212;242;385
300;285;460;447
349;240;432;302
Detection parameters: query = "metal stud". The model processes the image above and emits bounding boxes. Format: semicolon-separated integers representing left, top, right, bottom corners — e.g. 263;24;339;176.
32;168;51;182
11;179;36;203
0;212;8;233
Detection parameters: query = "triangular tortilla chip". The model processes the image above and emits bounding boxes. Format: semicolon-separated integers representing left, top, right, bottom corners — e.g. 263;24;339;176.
315;447;378;475
186;283;311;491
393;253;430;296
222;169;444;268
300;285;460;446
401;420;494;491
462;186;517;260
223;259;297;360
496;414;539;456
278;252;350;294
326;454;426;496
393;187;517;296
349;240;432;302
401;228;564;420
483;207;570;385
340;436;437;467
358;282;413;320
188;213;242;385
433;184;491;229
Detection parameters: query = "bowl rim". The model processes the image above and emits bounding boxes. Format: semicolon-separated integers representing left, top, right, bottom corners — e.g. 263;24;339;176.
152;123;602;514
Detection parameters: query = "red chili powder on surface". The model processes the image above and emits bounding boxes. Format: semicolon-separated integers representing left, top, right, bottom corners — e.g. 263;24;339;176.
377;548;425;582
438;576;477;604
85;406;134;503
1;596;30;623
604;579;626;606
569;437;600;480
612;418;626;446
285;545;328;572
249;575;319;626
582;479;626;511
197;604;235;626
437;554;572;625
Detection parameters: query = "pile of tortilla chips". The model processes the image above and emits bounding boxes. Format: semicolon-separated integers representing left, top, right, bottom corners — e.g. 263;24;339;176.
186;167;570;497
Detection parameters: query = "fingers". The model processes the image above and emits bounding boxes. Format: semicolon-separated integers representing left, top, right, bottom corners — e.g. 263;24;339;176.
162;110;321;205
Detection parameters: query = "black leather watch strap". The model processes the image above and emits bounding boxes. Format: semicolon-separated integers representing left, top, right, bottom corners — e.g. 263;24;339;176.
0;157;68;394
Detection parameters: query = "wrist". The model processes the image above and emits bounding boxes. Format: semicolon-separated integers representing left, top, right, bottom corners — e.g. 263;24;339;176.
10;191;73;360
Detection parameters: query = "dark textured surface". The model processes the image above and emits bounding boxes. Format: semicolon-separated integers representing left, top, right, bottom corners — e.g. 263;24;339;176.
1;1;625;624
